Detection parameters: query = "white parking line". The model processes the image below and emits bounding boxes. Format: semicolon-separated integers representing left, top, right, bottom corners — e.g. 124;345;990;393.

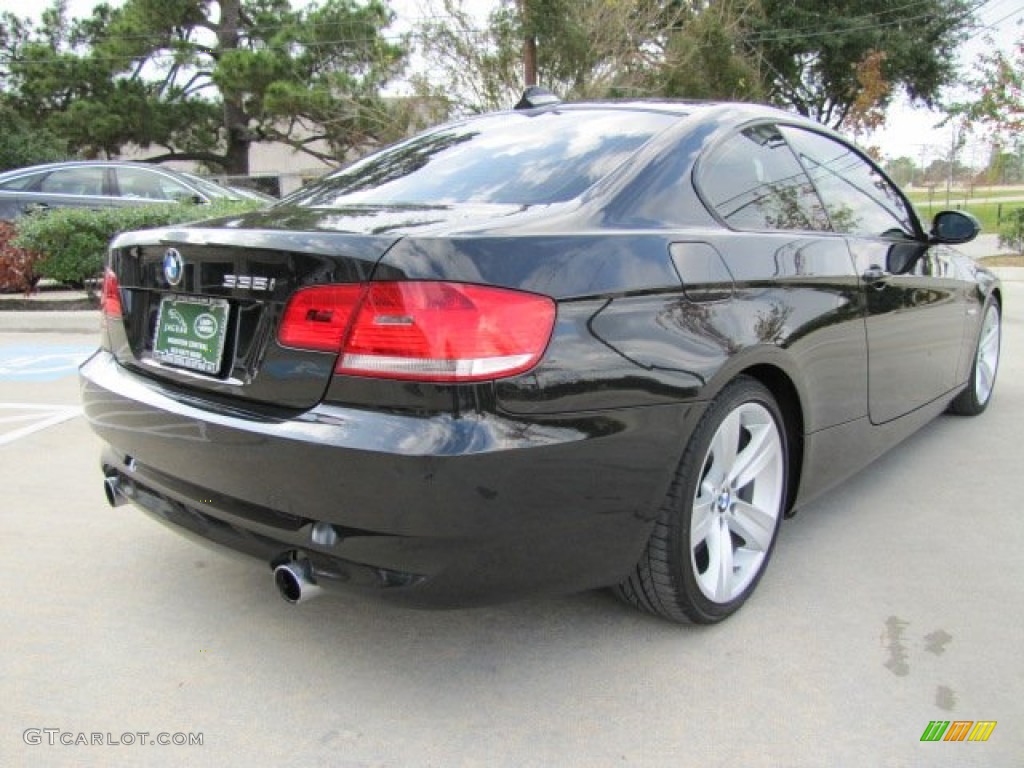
0;404;82;446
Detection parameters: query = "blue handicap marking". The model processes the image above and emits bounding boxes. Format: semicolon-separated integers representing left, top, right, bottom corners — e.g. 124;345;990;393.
0;344;96;382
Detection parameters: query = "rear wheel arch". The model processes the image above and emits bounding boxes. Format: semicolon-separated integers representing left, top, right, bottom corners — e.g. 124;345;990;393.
615;373;793;622
735;364;804;516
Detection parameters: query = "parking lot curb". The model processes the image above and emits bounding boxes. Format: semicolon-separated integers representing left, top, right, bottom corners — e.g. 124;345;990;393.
0;310;101;334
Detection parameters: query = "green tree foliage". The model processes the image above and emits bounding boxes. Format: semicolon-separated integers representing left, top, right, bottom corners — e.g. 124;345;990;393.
417;0;972;129
752;0;973;127
952;35;1024;137
417;0;763;113
883;156;918;188
0;102;68;172
983;145;1024;185
1;0;408;174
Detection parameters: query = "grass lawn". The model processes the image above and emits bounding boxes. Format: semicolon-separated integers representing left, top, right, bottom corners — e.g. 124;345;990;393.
979;254;1024;267
904;186;1024;204
913;200;1009;232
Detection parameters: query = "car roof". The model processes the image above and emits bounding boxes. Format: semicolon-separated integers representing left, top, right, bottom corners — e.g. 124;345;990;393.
511;98;801;121
455;99;830;144
0;160;193;180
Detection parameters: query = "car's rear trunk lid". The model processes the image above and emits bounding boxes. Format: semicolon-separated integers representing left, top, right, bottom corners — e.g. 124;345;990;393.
106;224;399;409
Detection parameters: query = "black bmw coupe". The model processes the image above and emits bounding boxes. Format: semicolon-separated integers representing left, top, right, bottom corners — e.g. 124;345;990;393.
81;95;1001;623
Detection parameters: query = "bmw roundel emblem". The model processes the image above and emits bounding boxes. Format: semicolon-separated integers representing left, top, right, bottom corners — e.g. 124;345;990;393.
163;248;183;286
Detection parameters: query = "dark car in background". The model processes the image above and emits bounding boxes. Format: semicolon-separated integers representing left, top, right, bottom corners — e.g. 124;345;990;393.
0;161;267;221
80;96;1001;624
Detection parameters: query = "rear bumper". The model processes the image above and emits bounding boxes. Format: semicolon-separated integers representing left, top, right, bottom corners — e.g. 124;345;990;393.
81;350;704;606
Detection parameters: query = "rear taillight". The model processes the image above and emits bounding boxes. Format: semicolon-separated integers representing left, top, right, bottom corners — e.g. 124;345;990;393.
277;284;363;352
278;281;556;382
101;269;122;318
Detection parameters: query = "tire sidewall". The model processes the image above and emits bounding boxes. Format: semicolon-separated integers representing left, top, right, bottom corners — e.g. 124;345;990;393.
970;299;1001;413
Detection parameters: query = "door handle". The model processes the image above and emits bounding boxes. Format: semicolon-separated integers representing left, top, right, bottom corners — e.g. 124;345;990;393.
862;265;889;286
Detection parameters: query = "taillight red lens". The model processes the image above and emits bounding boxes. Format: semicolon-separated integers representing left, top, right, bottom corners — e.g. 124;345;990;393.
277;284;365;352
278;281;556;382
338;281;555;382
101;269;122;318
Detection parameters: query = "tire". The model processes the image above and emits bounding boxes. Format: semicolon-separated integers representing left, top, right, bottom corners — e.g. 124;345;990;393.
948;298;1001;416
615;376;788;624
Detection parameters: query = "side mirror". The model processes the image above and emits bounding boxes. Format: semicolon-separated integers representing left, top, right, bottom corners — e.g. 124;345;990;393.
930;210;980;245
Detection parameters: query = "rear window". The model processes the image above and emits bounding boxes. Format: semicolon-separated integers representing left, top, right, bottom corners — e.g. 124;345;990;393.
287;109;679;207
0;172;46;192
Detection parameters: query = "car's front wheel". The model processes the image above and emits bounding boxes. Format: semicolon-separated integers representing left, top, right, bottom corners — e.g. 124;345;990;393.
949;297;1001;416
616;376;788;624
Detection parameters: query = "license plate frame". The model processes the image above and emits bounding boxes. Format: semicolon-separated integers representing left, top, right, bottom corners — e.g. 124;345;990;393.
152;295;231;375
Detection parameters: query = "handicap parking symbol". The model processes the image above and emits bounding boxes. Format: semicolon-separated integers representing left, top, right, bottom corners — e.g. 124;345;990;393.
0;345;95;382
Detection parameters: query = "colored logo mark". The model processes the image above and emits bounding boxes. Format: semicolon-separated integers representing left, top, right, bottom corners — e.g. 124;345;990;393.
920;720;997;742
163;248;183;286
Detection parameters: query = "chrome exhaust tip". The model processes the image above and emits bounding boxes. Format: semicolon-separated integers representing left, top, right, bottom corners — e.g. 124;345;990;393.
273;560;323;604
103;475;128;508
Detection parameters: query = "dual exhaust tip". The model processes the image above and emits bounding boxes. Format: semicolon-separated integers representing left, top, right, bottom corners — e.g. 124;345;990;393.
104;474;322;604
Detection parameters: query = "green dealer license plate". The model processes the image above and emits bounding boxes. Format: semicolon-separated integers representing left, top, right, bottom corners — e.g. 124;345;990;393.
153;295;230;374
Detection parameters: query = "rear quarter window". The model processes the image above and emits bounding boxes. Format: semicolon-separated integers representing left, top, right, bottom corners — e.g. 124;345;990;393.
0;172;47;192
698;124;829;232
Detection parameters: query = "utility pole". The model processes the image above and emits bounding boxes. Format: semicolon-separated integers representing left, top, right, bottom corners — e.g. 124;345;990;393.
946;126;957;207
518;0;537;86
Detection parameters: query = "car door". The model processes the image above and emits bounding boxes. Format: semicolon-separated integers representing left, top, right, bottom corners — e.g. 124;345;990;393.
0;171;48;220
24;166;115;214
694;122;868;433
781;126;967;425
112;166;203;206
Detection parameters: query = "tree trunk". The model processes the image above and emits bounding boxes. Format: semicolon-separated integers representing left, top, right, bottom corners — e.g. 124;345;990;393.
217;0;250;176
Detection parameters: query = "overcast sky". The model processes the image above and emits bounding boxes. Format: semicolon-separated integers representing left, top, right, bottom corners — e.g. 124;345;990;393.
1;0;1022;164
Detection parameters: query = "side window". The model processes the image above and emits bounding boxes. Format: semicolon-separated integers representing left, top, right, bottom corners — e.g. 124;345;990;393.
0;172;47;192
37;167;107;196
781;127;914;238
117;168;193;201
699;124;829;232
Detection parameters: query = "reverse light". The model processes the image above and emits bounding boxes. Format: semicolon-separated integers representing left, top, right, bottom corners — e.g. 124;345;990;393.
101;269;122;318
278;281;556;382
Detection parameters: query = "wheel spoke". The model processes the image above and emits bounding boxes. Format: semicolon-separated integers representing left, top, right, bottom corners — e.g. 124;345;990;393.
712;518;734;601
729;499;776;552
707;409;741;485
691;494;715;545
981;323;999;353
975;306;1001;402
727;423;777;491
978;357;993;395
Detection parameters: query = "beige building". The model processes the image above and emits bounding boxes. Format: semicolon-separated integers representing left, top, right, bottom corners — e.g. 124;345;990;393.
118;137;339;197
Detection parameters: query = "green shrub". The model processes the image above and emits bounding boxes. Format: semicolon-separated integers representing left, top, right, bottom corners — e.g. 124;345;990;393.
998;207;1024;255
13;200;263;292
